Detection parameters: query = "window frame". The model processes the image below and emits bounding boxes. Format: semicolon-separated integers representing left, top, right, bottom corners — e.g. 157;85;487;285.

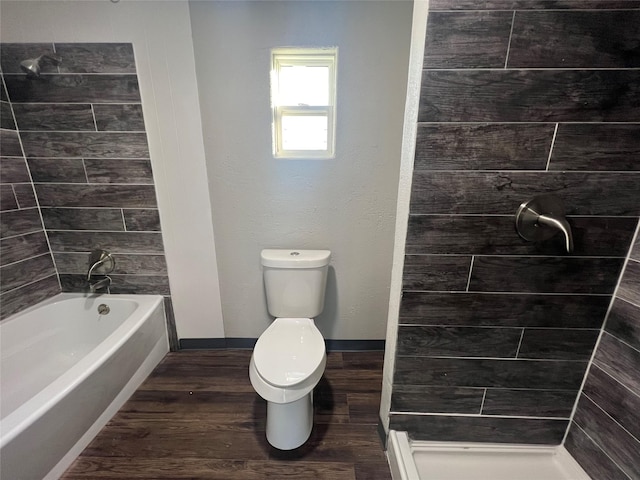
271;47;338;159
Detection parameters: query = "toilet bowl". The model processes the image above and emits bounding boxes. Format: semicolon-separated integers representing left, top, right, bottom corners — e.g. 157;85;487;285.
249;317;326;450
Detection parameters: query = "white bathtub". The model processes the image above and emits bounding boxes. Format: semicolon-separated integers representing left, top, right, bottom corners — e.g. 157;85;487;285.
0;293;169;480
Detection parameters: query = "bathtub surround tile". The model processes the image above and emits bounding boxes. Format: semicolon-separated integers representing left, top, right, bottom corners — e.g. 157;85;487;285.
163;297;179;352
35;184;158;208
402;255;471;291
593;333;640;397
481;389;576;417
618;260;640;307
410;171;640;216
508;11;640;69
0;253;56;294
0;43;56;74
605;298;640;351
419;70;640;123
0;274;60;320
573;394;640;479
0;208;42;238
93;104;145;131
0;231;50;266
28;158;87;183
55;43;136;74
393;357;588;390
123;209;161;232
428;0;640;9
0;156;30;183
41;207;125;231
564;424;630;480
390;386;484;414
3;75;141;104
396;326;521;358
1;129;22;156
48;230;164;254
84;159;154;184
12;104;95;131
55;252;167;275
469;256;624;294
517;329;600;360
389;415;568;445
0;184;18;211
414;124;553;171
549;124;640;172
13;183;37;208
20;132;149;158
424;11;513;68
60;274;170;295
1;101;16;129
405;215;636;257
399;292;610;328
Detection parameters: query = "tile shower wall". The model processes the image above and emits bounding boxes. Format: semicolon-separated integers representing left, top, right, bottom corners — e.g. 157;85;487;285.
389;3;640;444
565;228;640;479
0;43;177;348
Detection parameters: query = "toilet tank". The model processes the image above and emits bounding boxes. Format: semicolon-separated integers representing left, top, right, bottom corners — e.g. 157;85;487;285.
261;249;331;318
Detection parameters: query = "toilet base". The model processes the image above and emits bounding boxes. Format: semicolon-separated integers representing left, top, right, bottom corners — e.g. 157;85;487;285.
266;392;314;450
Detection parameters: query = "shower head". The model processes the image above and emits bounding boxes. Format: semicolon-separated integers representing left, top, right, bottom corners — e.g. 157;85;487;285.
20;54;62;77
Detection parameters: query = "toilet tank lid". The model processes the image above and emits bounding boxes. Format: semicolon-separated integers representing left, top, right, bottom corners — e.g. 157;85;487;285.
261;249;331;268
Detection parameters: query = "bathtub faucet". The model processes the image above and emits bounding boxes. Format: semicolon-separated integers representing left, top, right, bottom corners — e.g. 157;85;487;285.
87;249;115;293
89;276;112;293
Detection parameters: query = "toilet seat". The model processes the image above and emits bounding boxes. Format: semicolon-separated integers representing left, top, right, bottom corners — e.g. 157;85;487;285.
253;318;325;388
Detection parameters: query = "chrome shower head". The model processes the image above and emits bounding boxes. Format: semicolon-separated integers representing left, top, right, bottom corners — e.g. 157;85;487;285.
20;54;62;77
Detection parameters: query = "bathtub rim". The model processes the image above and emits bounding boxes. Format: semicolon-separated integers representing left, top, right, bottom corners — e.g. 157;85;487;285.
0;292;164;448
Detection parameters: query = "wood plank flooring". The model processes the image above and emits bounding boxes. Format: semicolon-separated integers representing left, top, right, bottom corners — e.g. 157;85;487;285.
61;350;391;480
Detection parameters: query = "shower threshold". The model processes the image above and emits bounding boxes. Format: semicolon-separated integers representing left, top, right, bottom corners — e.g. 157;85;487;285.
387;430;591;480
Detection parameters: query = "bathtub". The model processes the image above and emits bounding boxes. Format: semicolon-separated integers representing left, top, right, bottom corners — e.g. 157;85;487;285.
0;293;169;480
387;431;591;480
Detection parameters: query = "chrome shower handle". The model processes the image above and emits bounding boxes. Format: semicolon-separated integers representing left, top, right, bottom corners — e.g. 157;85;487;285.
515;194;574;253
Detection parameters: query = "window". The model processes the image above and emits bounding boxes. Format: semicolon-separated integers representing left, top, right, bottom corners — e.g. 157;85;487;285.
271;47;337;159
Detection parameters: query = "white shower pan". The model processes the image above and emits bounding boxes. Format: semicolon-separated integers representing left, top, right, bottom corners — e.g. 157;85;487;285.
387;431;591;480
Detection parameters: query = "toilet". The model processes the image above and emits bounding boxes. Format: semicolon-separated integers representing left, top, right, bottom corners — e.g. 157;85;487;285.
249;249;331;450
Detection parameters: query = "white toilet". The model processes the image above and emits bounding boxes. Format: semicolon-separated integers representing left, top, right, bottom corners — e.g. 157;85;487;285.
249;249;331;450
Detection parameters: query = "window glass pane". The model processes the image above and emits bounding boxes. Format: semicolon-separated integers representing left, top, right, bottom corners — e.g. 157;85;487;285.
278;66;329;106
281;115;328;150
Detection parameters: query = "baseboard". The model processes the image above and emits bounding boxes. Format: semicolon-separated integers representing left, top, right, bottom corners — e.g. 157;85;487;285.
179;338;385;351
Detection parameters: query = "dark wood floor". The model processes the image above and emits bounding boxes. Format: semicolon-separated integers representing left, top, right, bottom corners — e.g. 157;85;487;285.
61;350;392;480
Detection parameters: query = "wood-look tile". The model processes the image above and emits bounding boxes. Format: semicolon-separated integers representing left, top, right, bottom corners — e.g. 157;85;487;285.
12;104;95;131
482;389;576;417
469;256;624;294
28;158;86;183
55;252;167;275
517;328;600;360
399;292;610;328
429;0;640;9
0;43;56;74
593;332;640;397
347;393;383;424
406;215;636;257
123;209;161;231
424;12;513;68
0;128;22;156
410;171;640;216
0;252;56;293
21;132;149;158
59;273;170;295
573;394;640;480
55;43;136;74
84;159;153;184
564;423;630;480
163;297;179;352
390;414;567;445
0;230;49;266
0;208;42;238
582;365;640;441
605;298;640;351
618;260;640;306
355;461;392;480
0;184;18;211
632;232;640;262
1;78;7;102
4;74;141;104
1;101;15;129
397;325;521;357
93;104;145;131
508;11;640;68
245;460;356;480
48;230;164;253
390;385;484;414
549;124;640;171
35;184;157;208
41;207;125;231
13;183;37;208
0;274;59;320
402;255;471;291
414;123;553;171
393;356;588;390
419;70;640;123
0;156;30;183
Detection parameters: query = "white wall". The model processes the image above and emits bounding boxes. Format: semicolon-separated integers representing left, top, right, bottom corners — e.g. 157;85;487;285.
0;1;225;339
190;1;413;339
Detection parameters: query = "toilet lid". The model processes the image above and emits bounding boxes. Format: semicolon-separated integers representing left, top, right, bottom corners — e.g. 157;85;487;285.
254;318;325;387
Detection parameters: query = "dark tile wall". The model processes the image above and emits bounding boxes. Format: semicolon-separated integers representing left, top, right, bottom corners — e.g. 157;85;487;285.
0;43;177;349
565;230;640;480
389;2;640;445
